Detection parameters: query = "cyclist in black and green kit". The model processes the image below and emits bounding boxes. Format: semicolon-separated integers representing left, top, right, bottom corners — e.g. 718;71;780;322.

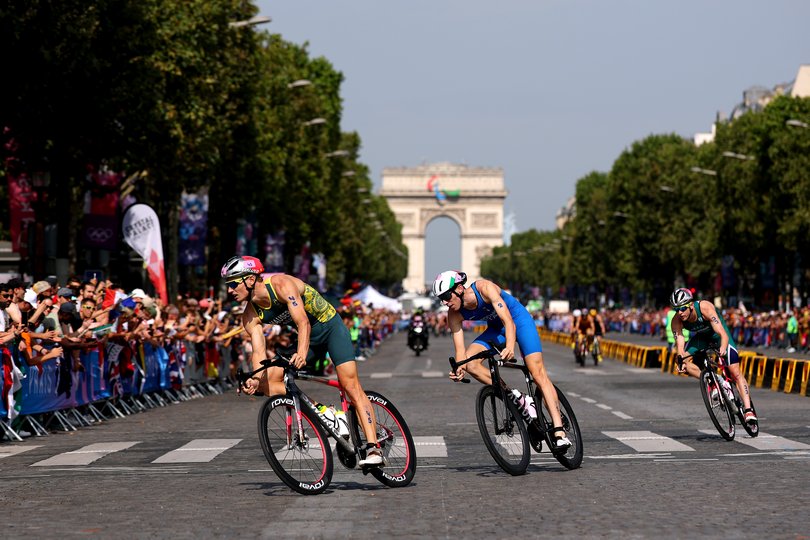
222;255;383;466
669;288;757;423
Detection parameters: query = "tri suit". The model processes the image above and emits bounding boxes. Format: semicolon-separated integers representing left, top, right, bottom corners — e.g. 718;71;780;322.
459;282;543;357
682;301;740;365
250;277;355;366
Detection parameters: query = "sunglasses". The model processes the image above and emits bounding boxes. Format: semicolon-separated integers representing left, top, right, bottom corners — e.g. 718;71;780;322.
82;305;94;310
438;290;455;302
675;306;690;313
226;279;243;290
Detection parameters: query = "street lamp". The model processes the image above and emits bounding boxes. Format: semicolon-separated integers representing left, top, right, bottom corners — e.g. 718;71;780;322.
612;211;629;218
690;166;718;176
357;187;369;193
288;79;312;89
342;170;356;177
325;150;349;158
659;185;675;193
786;119;809;129
228;15;272;28
302;117;326;127
722;151;754;161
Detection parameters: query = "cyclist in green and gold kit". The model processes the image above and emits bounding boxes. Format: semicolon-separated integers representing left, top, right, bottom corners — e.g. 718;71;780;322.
222;255;384;466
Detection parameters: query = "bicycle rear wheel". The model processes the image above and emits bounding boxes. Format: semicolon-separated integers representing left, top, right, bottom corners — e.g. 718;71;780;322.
258;395;333;495
349;391;417;487
700;371;735;441
535;384;583;469
475;385;530;475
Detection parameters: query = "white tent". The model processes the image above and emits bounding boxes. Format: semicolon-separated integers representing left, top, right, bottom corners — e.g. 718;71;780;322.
352;285;402;311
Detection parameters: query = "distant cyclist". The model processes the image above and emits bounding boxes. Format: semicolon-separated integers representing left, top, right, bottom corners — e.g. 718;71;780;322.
222;255;384;466
433;270;571;450
669;287;756;423
590;308;604;363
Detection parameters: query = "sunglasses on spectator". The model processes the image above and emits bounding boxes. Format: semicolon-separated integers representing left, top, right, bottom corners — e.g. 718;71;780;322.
82;305;94;310
675;306;690;313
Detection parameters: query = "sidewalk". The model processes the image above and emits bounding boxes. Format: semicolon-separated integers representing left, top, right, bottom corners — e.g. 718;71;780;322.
605;332;810;361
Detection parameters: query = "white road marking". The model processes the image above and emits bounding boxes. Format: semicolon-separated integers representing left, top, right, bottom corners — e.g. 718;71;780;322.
33;442;140;467
581;397;597;404
623;367;658;374
152;439;242;464
655;458;719;462
699;430;810;451
413;436;448;458
612;411;634;420
573;369;616;376
568;392;580;397
0;446;41;459
370;372;392;379
589;453;672;460
596;403;612;410
422;371;445;378
603;431;694;452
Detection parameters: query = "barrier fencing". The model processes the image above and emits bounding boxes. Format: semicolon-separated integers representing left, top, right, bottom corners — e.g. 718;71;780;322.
536;329;809;398
0;339;242;442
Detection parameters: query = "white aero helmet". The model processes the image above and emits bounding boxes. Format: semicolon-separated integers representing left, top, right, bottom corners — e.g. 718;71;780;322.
573;309;582;317
432;270;467;297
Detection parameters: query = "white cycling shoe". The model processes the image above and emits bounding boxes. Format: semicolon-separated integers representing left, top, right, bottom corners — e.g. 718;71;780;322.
555;436;572;450
359;446;384;467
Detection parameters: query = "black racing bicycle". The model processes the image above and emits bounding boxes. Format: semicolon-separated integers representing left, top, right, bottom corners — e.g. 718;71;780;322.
237;356;417;495
449;344;583;475
679;346;759;441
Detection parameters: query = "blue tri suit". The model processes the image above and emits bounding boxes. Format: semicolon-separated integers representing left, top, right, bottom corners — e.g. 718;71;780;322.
458;282;543;357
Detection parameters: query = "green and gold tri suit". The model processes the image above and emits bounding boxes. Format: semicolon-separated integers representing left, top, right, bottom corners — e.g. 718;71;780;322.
251;277;355;366
682;300;736;357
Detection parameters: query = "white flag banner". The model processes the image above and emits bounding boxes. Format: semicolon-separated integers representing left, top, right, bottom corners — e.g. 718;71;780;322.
122;203;168;303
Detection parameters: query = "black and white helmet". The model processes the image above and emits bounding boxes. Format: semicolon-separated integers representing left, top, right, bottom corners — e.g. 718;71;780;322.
670;287;693;308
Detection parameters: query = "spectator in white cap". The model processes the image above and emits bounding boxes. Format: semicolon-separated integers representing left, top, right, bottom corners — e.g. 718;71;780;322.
131;288;147;299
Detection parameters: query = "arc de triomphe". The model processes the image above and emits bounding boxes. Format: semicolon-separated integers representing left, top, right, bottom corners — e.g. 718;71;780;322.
380;163;506;293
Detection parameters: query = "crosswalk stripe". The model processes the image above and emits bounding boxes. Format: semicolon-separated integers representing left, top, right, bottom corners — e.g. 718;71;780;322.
699;430;810;451
413;436;447;458
0;446;41;459
612;411;633;420
152;439;242;464
32;442;140;466
603;431;694;452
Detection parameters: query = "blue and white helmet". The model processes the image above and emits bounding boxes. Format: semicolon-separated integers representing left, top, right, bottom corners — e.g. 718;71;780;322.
431;270;467;297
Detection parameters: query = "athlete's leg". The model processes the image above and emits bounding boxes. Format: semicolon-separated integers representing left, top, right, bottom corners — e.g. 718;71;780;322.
726;347;752;411
335;360;378;445
524;352;565;431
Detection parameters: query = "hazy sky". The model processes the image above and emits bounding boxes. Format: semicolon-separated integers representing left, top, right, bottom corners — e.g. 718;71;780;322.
255;0;810;283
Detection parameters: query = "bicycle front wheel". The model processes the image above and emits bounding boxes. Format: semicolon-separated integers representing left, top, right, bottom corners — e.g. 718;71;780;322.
475;385;530;475
536;384;583;469
258;395;333;495
700;371;735;441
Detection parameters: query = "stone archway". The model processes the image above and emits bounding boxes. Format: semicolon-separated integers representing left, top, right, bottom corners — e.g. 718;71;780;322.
380;162;507;293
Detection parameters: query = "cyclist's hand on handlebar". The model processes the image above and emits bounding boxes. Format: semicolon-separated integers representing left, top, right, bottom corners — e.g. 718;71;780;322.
499;345;515;362
676;355;687;373
449;365;467;382
241;377;260;395
718;348;727;359
289;352;307;369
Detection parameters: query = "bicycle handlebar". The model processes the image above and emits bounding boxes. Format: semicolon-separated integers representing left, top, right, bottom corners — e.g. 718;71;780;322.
448;341;507;384
235;354;294;391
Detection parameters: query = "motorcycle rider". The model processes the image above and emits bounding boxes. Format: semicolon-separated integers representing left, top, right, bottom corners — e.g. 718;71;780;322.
407;308;429;352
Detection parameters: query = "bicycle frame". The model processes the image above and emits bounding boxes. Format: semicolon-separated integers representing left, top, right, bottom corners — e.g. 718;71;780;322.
239;358;356;455
450;346;556;443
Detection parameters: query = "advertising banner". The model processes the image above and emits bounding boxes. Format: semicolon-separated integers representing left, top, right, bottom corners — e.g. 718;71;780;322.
122;203;168;303
179;189;209;266
7;173;36;254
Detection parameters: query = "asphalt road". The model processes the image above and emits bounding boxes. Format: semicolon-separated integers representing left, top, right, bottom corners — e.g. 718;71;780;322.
1;331;808;539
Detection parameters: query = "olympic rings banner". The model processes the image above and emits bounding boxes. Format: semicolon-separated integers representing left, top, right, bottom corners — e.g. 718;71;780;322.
122;203;168;303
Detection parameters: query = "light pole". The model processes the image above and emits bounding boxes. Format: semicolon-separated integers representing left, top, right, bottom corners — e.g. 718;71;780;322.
288;79;312;90
302;117;326;127
722;151;754;161
786;119;809;129
690;166;717;177
228;15;272;28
